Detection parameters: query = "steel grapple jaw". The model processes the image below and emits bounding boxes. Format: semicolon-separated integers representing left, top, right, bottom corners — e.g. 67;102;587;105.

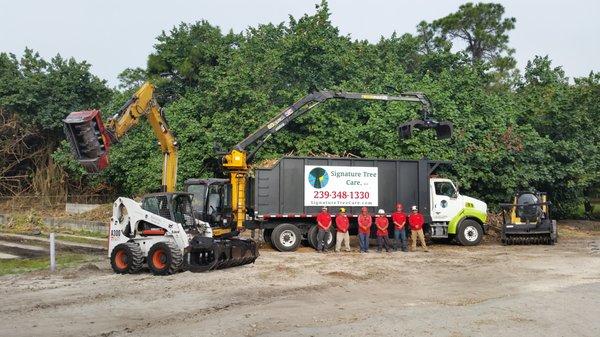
398;118;453;140
186;236;259;272
63;110;112;173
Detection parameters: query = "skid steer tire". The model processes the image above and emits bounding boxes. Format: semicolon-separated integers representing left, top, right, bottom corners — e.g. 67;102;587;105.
456;220;483;246
148;241;183;275
271;223;301;252
110;242;143;274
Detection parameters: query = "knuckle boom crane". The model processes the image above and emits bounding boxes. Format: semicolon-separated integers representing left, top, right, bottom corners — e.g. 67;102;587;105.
187;89;453;240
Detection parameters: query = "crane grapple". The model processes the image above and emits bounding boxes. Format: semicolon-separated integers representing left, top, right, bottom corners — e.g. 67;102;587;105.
398;118;453;140
63;109;112;172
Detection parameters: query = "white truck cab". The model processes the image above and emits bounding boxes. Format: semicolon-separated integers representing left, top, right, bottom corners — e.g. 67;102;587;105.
429;178;488;245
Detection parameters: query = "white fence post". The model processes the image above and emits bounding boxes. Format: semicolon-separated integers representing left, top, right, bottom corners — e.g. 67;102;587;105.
50;232;56;272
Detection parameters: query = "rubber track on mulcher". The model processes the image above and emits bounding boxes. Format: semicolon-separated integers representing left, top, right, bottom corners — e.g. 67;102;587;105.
503;234;554;245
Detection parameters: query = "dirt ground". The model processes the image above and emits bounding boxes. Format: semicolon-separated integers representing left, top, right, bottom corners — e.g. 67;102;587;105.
1;234;600;337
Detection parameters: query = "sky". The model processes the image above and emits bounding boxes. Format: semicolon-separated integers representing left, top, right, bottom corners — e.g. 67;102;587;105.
1;0;598;87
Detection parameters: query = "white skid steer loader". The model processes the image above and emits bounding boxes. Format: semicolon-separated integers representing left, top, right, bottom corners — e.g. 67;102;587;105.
108;192;258;275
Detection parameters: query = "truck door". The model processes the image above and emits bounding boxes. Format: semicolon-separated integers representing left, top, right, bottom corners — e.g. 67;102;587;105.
431;180;461;222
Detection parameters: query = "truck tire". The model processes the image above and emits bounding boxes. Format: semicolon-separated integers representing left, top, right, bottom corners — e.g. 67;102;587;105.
308;225;335;250
263;228;273;247
147;241;183;275
307;225;318;249
456;219;483;246
271;223;302;252
110;242;143;274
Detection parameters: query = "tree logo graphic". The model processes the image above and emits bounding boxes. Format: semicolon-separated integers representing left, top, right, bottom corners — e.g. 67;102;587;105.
308;167;329;189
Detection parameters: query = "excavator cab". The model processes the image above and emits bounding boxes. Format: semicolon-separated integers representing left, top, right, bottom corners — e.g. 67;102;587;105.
63;109;112;172
184;178;234;233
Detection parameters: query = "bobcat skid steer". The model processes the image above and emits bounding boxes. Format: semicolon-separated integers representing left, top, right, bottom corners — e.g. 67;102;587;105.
108;192;258;275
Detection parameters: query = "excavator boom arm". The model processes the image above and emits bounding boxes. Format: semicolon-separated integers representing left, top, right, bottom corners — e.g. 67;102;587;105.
63;82;178;192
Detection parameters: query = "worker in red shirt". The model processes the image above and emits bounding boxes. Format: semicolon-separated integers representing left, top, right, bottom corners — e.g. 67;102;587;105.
334;208;351;252
408;205;428;252
316;206;332;253
375;209;391;253
357;207;372;253
392;203;408;252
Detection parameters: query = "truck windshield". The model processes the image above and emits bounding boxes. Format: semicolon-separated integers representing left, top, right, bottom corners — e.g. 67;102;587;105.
434;181;457;198
187;184;207;212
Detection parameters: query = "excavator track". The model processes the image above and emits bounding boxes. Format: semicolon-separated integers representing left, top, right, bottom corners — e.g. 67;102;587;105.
186;236;259;272
503;234;554;245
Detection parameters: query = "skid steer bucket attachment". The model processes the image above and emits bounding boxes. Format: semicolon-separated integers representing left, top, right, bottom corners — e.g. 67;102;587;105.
63;110;112;172
398;118;453;140
187;236;259;272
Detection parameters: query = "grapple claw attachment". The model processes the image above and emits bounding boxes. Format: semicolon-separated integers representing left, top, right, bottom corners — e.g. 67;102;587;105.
186;236;259;272
398;119;453;140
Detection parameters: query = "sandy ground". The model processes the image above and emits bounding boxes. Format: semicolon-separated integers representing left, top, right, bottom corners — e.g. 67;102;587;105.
1;236;600;337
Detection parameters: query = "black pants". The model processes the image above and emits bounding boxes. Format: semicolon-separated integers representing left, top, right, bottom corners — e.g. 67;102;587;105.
317;228;330;251
377;235;391;252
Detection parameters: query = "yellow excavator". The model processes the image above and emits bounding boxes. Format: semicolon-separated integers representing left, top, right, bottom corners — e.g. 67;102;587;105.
63;82;258;273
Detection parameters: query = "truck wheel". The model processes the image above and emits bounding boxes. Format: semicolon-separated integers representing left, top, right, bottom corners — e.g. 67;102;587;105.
148;241;183;275
456;220;483;246
110;242;143;274
263;229;273;247
307;225;318;249
325;228;336;250
271;223;301;252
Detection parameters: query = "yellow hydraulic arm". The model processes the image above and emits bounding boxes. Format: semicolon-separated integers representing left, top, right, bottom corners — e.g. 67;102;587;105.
106;82;178;192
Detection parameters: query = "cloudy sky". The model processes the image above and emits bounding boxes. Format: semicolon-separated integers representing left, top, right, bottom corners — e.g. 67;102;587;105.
1;0;598;86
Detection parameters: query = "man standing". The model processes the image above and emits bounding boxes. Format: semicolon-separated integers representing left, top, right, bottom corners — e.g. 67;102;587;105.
392;203;408;252
408;205;429;252
335;208;351;252
375;209;391;253
316;206;332;253
357;207;372;253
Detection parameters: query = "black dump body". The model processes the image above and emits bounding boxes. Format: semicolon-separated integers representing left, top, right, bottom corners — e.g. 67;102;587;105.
247;156;446;227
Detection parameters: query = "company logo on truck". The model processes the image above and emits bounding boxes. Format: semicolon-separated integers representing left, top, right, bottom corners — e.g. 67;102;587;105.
308;167;329;189
304;165;378;207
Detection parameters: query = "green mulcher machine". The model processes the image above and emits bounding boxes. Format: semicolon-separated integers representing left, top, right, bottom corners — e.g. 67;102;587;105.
500;191;558;245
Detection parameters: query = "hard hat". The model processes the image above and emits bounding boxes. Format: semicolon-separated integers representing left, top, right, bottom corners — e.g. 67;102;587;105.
378;209;385;214
339;207;346;213
411;205;418;211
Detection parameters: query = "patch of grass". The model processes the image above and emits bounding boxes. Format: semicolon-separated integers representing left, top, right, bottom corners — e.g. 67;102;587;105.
55;235;105;246
0;253;98;276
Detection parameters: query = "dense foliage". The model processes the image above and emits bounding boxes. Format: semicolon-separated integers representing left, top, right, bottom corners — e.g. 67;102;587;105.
1;2;599;217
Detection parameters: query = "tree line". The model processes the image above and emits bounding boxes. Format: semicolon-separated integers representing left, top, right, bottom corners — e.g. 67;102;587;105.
1;2;599;217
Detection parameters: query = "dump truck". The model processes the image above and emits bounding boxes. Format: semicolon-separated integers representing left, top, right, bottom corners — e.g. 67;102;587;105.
186;157;488;252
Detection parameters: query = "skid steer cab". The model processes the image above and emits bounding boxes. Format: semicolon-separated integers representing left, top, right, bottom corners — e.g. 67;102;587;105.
108;192;258;275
